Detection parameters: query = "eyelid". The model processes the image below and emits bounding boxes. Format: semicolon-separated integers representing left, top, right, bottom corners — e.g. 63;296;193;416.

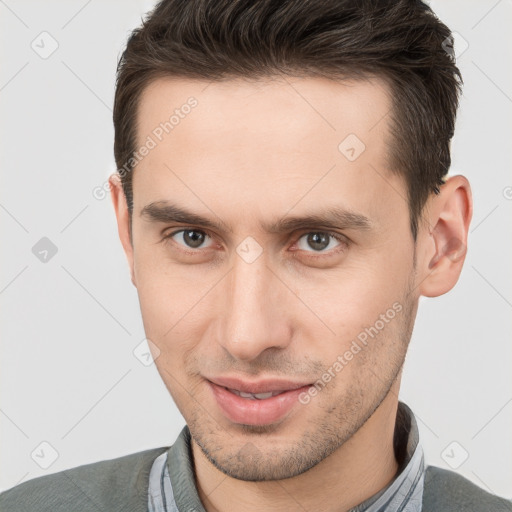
292;230;349;257
162;227;216;251
294;229;349;243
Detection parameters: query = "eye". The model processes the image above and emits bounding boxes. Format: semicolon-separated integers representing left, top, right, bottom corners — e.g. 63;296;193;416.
162;228;348;258
295;231;347;255
164;229;214;250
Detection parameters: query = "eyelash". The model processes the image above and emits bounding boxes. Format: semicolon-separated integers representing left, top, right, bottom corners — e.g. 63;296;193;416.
162;228;349;259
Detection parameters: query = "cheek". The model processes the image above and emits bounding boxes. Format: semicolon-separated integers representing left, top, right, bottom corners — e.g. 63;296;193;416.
136;276;174;340
290;263;411;385
133;243;197;336
299;263;406;334
134;256;212;367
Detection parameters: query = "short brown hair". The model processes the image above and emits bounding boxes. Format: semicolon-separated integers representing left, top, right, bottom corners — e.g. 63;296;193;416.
113;0;462;240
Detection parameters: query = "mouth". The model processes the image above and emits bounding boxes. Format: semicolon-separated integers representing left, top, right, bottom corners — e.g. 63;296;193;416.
206;378;312;426
226;388;288;400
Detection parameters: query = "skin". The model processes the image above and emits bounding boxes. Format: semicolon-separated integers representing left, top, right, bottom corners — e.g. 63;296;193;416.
109;75;472;512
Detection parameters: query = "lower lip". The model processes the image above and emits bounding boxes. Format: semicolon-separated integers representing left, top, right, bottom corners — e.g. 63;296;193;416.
208;381;311;426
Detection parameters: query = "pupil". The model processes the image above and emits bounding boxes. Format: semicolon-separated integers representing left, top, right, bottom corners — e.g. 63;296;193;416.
308;232;329;251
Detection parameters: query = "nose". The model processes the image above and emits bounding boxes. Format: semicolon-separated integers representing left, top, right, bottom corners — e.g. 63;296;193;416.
218;252;293;362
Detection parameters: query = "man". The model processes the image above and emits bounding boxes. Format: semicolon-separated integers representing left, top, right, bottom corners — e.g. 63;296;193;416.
1;0;510;510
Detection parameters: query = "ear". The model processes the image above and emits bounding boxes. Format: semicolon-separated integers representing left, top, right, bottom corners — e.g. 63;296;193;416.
418;175;473;298
109;174;136;287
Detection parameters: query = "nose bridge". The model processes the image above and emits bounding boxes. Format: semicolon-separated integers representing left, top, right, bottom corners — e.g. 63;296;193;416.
219;250;290;361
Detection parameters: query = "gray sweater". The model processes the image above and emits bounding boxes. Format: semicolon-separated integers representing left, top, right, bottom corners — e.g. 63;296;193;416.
1;445;511;511
1;402;511;512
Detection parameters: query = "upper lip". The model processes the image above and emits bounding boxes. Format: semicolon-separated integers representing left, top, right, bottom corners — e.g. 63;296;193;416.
207;376;312;394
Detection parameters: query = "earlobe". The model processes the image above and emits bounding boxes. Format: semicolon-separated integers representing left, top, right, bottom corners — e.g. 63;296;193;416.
108;173;137;287
418;175;473;298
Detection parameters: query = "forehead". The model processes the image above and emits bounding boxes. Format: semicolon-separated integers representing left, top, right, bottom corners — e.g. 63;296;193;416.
132;75;404;232
136;75;392;155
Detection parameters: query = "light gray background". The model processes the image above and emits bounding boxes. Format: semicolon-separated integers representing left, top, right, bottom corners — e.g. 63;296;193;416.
1;0;511;499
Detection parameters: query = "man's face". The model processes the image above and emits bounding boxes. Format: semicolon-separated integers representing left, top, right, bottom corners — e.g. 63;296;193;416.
128;76;420;481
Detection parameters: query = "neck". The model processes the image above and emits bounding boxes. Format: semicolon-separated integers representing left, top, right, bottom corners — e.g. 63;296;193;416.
192;389;401;512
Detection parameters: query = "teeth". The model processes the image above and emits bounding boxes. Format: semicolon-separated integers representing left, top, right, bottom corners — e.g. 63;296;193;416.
253;392;274;399
239;391;257;398
228;388;282;400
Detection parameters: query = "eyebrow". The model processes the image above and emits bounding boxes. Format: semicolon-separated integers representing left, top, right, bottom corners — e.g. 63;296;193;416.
140;201;373;234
